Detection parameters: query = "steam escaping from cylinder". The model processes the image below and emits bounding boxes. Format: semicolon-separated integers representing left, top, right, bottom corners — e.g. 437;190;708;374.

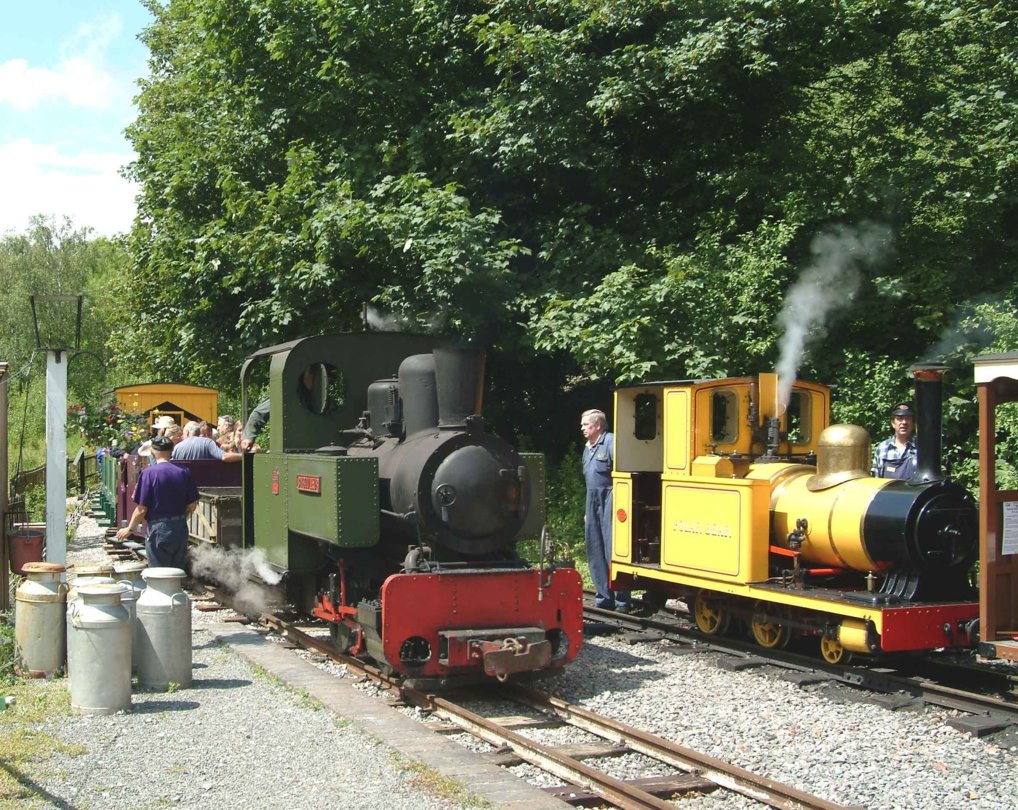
189;545;282;615
776;223;892;410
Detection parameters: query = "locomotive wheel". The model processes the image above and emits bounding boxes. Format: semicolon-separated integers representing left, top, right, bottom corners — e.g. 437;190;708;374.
693;591;731;635
819;633;852;665
750;605;792;650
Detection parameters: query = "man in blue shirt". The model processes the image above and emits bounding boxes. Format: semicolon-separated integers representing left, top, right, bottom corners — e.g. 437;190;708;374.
871;402;918;479
172;421;242;462
581;409;631;612
116;435;200;569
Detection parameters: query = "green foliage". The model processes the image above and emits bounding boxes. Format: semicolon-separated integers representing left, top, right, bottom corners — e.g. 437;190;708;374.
544;453;588;564
80;0;1018;487
67;401;148;450
1;218;131;475
22;485;45;524
0;612;13;687
514;452;593;588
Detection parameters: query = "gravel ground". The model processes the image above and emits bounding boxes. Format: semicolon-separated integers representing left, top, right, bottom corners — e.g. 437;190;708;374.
21;510;476;810
542;633;1018;809
33;505;1018;810
294;614;1018;810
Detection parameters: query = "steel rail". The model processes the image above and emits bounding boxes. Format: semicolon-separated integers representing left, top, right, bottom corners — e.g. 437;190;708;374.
254;610;406;687
502;683;848;810
402;688;679;810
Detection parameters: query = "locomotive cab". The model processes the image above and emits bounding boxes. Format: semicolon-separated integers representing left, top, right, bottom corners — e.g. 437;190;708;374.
612;373;829;575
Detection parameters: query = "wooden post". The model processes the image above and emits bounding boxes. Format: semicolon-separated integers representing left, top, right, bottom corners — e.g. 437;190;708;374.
974;354;1018;661
0;362;10;610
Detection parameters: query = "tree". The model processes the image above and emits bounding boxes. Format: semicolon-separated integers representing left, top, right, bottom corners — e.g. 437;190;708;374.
119;0;1018;466
0;217;131;469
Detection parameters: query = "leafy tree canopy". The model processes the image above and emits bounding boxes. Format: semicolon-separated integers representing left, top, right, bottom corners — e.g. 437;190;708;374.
118;0;1017;456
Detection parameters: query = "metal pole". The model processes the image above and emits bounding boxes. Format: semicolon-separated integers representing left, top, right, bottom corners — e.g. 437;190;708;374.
45;349;68;565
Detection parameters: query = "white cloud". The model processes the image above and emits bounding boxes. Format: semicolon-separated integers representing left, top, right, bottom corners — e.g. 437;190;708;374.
0;14;125;110
0;139;137;237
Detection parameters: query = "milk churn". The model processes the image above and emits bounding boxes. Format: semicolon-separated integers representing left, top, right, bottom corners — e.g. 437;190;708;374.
137;567;192;690
66;583;132;714
115;561;147;673
114;561;148;601
69;562;115;579
15;562;67;678
67;575;115;605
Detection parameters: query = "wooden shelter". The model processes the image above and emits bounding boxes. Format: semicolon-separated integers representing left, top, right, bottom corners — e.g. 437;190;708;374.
974;352;1018;661
113;382;218;429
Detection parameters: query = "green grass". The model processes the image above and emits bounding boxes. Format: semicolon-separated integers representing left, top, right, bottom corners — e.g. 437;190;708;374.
249;663;322;711
390;751;491;808
0;678;85;807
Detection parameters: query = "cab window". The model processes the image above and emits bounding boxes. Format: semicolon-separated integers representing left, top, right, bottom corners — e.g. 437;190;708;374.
711;391;738;444
634;393;657;440
787;391;811;445
299;362;345;415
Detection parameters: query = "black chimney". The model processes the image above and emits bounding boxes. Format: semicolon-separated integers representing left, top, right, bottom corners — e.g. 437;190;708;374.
434;347;485;427
909;362;947;484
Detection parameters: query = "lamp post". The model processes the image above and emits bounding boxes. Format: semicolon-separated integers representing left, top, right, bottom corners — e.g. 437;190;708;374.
30;294;83;567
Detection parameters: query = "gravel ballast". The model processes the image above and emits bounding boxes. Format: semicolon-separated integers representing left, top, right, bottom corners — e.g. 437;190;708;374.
28;507;1018;809
21;511;477;810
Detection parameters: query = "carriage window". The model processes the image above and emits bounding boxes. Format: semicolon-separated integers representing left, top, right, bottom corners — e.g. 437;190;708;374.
787;391;811;445
299;363;345;415
711;391;738;443
634;394;657;440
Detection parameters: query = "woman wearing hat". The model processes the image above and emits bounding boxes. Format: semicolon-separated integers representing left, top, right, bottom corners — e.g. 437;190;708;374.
871;402;918;479
135;415;178;459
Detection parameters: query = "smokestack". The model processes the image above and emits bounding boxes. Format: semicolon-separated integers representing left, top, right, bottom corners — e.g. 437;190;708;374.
909;362;947;484
434;347;484;427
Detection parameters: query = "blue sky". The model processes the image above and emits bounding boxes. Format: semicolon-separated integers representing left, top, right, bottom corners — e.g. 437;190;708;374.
0;1;153;237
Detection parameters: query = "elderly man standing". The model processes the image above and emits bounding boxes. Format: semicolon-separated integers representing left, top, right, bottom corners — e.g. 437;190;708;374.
116;435;199;569
172;421;242;462
581;409;631;612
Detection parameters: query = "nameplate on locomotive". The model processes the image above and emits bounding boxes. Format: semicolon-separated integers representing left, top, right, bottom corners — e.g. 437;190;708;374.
295;474;322;494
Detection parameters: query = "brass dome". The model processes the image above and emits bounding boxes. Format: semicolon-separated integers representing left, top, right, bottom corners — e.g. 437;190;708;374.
806;424;872;492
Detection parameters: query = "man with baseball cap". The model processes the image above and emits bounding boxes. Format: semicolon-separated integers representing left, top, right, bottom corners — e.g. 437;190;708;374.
871;401;918;479
115;434;199;569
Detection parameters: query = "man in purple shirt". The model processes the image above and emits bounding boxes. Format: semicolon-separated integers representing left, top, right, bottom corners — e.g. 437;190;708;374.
172;421;242;462
116;435;200;569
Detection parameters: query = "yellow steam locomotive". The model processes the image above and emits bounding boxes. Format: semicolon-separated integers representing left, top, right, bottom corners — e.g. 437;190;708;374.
609;366;979;663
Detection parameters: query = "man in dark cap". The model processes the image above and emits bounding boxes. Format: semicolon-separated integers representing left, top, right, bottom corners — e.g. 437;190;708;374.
871;402;918;479
115;434;199;569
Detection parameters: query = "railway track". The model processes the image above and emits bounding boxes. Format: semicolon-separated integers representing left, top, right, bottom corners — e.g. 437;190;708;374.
409;683;850;810
585;601;1018;736
248;601;847;809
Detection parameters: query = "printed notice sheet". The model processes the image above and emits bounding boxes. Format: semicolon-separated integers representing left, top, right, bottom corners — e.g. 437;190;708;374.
1003;501;1018;556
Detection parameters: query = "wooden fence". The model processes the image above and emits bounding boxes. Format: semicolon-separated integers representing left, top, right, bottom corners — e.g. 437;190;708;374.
10;448;99;504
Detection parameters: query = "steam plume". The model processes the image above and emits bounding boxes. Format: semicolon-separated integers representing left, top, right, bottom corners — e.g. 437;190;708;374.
776;223;892;409
189;545;282;615
364;304;446;333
